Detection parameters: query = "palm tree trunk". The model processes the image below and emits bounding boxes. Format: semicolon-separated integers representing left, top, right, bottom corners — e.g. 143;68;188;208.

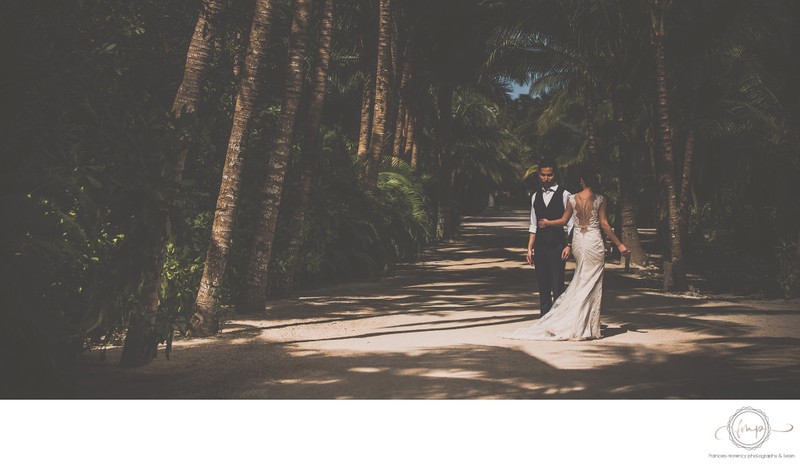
389;14;399;88
191;0;275;335
402;52;416;165
403;111;413;162
411;139;419;170
385;15;399;153
612;93;647;267
357;75;374;162
650;0;687;290
277;0;333;297
678;128;694;236
241;0;312;311
172;0;225;118
231;30;245;105
365;0;392;191
391;105;406;167
391;52;410;166
120;0;225;367
584;81;597;163
435;82;453;240
400;111;411;162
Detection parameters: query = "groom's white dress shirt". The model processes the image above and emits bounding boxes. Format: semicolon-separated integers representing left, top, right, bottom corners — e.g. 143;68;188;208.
529;183;575;235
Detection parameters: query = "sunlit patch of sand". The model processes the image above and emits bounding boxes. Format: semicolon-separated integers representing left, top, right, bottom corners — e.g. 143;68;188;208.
395;368;484;380
406;281;485;288
348;367;389;373
267;379;341;385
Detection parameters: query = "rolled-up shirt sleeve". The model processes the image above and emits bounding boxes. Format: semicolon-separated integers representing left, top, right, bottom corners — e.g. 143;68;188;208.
529;192;537;233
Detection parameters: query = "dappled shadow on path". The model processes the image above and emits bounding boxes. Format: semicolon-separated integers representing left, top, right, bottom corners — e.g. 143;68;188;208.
75;331;800;399
72;210;800;399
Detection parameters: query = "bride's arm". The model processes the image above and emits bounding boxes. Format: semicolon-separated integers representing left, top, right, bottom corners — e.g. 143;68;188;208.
538;201;572;228
599;197;628;254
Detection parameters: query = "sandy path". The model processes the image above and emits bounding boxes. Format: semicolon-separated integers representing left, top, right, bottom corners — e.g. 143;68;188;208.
74;211;800;398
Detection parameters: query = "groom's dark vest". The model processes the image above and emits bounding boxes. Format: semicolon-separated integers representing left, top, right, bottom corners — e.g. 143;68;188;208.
533;186;567;250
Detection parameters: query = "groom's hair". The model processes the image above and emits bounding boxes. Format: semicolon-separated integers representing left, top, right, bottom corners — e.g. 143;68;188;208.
538;159;556;172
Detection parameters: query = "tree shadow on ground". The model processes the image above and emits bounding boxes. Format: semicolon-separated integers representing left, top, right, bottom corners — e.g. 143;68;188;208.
69;209;800;399
73;331;800;399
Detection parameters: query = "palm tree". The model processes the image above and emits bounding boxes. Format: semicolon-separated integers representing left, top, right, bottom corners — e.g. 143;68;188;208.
409;0;506;238
242;0;313;311
605;0;650;267
486;0;603;164
450;89;522;208
365;0;392;191
434;80;454;239
191;0;275;335
278;0;335;297
357;75;374;162
719;0;800;295
121;0;226;367
647;0;687;290
171;0;227;119
613;91;649;267
643;0;780;288
391;46;412;166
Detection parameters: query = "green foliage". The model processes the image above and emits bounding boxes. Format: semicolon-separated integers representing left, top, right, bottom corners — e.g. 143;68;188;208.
449;89;526;213
376;162;434;262
279;131;433;288
159;211;213;334
2;0;209;389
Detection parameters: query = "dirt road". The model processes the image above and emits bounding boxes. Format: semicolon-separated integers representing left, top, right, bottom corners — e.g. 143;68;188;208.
74;211;800;398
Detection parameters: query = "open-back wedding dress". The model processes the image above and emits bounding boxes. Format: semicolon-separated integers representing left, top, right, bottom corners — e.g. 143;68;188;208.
501;194;607;341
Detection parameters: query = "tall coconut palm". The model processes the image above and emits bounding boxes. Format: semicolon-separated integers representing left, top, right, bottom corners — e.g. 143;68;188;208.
434;80;454;239
664;0;779;238
121;0;226;367
647;0;687;290
191;0;275;335
365;0;392;191
450;88;523;204
171;0;227;119
241;0;313;311
720;0;800;295
604;0;650;267
357;74;374;161
406;0;507;238
277;0;334;297
613;91;649;267
404;111;416;165
391;46;411;166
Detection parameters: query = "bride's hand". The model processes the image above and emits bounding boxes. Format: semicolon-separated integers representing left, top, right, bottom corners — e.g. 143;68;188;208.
538;219;549;228
617;243;629;255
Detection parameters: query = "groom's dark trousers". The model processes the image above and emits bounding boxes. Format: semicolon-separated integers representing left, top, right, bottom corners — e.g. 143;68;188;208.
533;246;566;315
532;186;567;315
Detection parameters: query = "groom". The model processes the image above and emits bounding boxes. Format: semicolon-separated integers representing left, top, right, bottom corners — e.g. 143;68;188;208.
527;160;573;315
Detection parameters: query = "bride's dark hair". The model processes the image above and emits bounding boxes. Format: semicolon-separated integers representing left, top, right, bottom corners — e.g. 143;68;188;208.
578;165;601;191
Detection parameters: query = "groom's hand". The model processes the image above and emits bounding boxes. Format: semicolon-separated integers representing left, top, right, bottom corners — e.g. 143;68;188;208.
526;249;533;266
561;246;570;261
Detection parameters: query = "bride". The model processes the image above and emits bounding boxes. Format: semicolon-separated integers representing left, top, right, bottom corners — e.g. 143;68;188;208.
501;166;628;341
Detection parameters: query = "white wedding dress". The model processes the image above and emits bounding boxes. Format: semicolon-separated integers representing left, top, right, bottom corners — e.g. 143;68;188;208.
502;194;607;341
